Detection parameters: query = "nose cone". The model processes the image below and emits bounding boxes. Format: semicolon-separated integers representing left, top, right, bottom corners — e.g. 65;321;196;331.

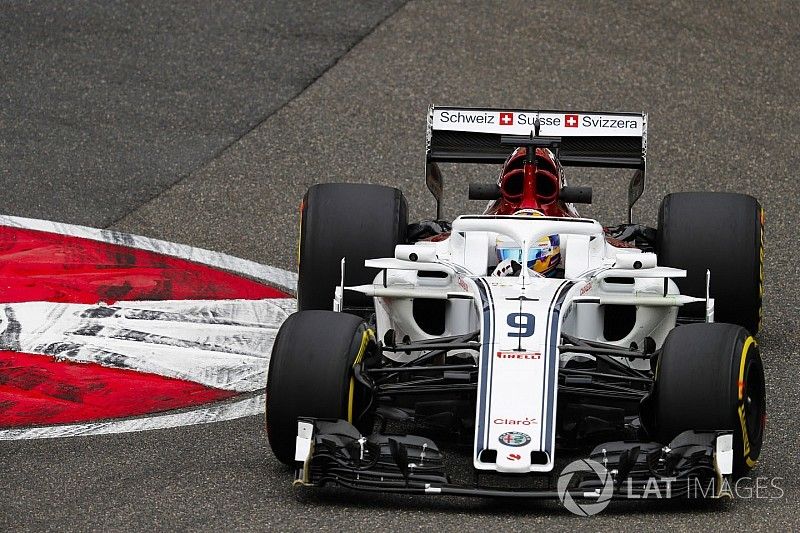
495;448;532;473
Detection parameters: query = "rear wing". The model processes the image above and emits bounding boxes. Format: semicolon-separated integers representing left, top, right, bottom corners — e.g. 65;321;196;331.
425;106;647;222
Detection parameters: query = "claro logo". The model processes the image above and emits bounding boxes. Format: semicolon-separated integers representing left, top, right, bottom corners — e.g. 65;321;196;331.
493;417;538;426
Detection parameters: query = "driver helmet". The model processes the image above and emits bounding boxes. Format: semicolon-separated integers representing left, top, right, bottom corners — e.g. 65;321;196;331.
495;209;561;277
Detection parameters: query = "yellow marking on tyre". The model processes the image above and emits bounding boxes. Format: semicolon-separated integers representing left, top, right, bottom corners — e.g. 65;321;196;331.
738;336;755;400
348;328;375;423
738;403;751;457
737;336;757;465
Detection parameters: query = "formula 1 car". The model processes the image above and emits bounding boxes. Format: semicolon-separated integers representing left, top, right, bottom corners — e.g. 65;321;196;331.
266;106;766;502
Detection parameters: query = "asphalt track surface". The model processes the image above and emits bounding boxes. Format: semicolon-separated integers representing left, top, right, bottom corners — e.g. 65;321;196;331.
1;1;798;530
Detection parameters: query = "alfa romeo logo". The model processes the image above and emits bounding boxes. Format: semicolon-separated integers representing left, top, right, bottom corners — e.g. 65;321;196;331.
498;431;531;447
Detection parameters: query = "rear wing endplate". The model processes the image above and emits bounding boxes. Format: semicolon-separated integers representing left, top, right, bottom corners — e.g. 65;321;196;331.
425;106;647;222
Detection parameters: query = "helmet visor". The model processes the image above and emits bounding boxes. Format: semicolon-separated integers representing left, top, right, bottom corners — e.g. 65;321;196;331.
496;246;547;269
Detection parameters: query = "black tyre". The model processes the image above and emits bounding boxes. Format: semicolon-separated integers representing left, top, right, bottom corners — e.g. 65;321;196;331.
654;323;765;477
657;192;764;334
298;183;407;312
266;310;374;465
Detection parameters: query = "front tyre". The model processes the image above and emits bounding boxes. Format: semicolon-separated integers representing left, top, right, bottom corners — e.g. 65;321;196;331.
654;323;765;478
266;310;374;465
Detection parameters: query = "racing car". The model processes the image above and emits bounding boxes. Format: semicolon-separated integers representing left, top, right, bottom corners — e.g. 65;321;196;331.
266;106;766;502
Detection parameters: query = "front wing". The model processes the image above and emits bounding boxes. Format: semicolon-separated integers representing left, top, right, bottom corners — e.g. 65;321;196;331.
292;418;735;500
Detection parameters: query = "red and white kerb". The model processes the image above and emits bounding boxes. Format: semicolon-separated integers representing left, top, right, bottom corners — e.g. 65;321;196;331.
0;216;297;440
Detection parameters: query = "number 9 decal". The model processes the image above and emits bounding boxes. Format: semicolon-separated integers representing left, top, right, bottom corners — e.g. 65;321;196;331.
507;312;535;338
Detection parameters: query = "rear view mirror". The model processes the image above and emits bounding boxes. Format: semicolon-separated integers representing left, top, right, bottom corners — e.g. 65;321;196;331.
560;186;593;204
468;183;501;200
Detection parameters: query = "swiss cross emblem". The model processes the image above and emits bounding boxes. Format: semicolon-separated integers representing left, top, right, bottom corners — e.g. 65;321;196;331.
499;112;514;126
565;114;579;127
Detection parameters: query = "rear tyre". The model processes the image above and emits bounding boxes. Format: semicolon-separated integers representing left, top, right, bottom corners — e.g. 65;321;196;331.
298;183;407;312
657;192;764;334
266;310;374;465
654;323;765;478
